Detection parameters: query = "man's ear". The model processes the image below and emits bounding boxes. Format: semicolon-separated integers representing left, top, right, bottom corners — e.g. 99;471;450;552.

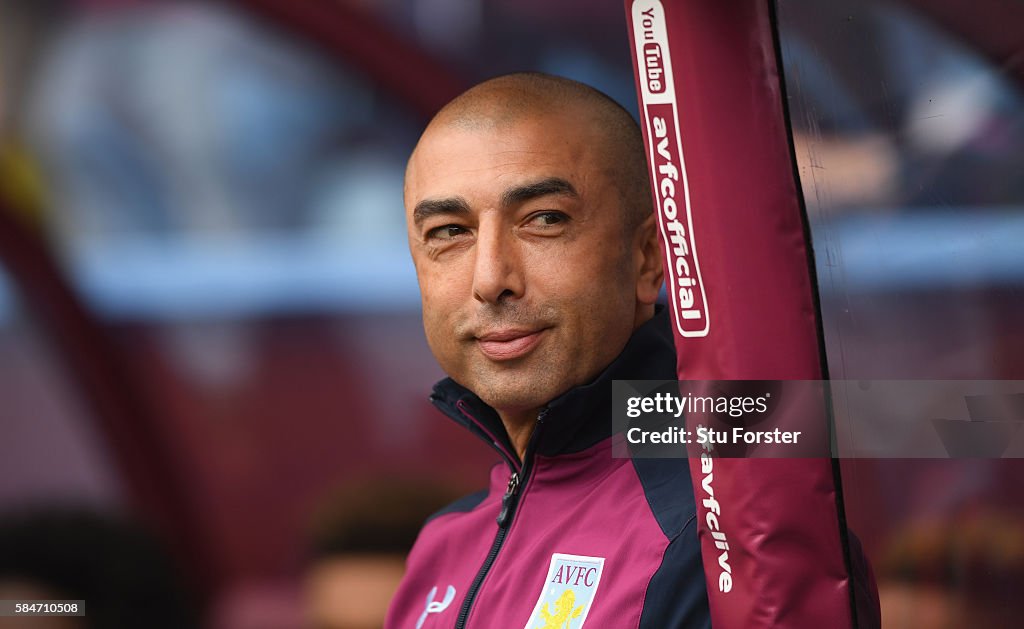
634;213;664;305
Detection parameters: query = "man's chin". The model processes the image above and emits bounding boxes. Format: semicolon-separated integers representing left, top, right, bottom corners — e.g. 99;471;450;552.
468;372;567;418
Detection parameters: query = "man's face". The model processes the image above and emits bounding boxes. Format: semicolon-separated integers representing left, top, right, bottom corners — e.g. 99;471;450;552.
405;110;648;417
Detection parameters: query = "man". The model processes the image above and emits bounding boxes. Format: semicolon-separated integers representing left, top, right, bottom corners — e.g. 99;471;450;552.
385;72;709;628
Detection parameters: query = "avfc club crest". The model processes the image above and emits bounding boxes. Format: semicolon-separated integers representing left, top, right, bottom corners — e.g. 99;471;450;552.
524;554;605;629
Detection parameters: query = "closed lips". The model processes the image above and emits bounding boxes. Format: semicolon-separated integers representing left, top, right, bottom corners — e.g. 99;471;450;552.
476;329;546;360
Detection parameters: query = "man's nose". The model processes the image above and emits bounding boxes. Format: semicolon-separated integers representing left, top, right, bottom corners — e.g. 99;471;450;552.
472;224;524;304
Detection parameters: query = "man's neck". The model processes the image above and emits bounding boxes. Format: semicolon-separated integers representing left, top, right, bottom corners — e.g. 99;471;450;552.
499;408;542;461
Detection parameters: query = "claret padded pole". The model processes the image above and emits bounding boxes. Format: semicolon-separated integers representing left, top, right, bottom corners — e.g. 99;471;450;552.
624;1;879;627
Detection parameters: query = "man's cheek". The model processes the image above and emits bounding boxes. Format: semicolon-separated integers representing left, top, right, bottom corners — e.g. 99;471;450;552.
420;278;459;318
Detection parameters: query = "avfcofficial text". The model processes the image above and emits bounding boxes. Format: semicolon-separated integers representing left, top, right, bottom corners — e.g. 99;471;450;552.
637;3;708;336
651;113;703;326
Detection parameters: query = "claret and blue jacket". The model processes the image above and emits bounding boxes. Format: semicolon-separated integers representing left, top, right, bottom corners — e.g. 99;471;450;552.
385;309;711;628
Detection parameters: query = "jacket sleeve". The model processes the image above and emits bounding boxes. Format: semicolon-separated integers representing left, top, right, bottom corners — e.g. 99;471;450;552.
638;514;712;629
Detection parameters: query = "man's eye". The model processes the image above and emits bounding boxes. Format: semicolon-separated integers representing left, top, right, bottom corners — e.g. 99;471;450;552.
426;225;469;240
527;211;567;227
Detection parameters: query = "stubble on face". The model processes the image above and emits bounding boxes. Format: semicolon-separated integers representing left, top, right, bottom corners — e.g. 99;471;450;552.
403;73;659;440
443;299;562;413
406;86;655;433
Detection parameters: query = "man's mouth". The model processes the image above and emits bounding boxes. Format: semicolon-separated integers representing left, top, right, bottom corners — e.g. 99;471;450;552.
476;328;547;361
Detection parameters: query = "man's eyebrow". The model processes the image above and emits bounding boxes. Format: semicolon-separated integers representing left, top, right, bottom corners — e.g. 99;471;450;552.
412;197;471;227
501;177;578;207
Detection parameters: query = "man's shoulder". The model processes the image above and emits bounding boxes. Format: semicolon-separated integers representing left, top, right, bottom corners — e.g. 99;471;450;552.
422;487;491;527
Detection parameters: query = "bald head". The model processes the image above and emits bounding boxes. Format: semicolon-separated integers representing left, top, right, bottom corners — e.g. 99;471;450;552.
410;72;652;231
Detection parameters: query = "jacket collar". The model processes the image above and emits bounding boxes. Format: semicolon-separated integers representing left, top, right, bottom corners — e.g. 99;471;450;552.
429;306;677;468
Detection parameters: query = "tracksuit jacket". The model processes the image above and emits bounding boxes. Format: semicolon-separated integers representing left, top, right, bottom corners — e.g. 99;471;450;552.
385;309;712;628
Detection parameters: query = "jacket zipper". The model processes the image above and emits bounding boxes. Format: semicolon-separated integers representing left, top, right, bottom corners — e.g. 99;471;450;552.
453;408;548;629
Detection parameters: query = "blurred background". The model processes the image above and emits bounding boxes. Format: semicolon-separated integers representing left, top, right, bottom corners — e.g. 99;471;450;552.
0;0;1021;627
